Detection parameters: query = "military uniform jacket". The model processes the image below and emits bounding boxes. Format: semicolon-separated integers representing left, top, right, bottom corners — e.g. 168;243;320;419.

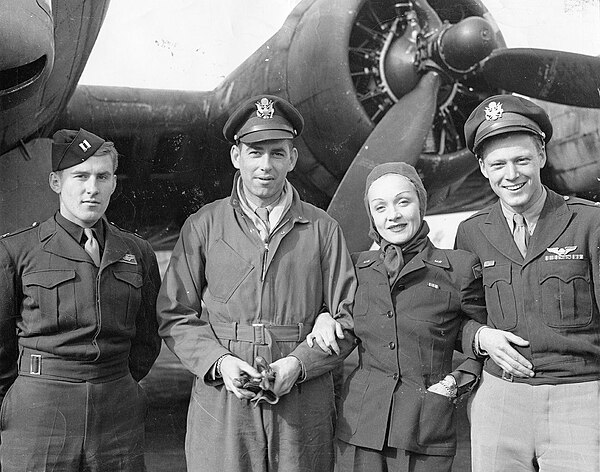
336;240;486;456
457;188;600;384
0;215;161;404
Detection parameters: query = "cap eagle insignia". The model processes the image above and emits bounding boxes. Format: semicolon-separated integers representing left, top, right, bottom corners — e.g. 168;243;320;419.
255;98;275;120
484;101;504;121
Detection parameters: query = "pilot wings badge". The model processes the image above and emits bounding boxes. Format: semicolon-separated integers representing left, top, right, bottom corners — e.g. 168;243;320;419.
119;253;138;265
255;98;275;119
545;246;583;261
484;101;503;121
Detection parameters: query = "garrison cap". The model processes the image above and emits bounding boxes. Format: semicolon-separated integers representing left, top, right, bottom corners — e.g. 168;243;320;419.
52;128;106;171
464;94;553;154
223;95;304;144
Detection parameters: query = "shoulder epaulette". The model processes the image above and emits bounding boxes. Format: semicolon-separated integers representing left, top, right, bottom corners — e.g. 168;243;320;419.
562;195;600;208
108;221;143;238
0;222;39;239
352;250;379;267
462;206;492;222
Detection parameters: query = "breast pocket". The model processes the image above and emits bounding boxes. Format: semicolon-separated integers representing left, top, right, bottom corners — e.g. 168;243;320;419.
539;260;592;328
113;270;143;328
483;264;517;329
406;284;451;325
22;270;76;333
205;239;253;303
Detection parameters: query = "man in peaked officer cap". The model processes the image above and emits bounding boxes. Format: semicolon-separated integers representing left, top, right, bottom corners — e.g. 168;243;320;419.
456;94;600;472
0;128;161;471
158;95;357;472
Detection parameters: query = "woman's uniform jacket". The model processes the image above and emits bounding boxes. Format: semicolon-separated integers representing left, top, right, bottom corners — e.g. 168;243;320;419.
337;240;486;456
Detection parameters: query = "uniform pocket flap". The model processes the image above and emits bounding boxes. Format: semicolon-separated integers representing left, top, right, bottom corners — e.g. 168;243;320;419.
539;260;589;284
22;269;76;289
114;270;143;288
482;264;511;287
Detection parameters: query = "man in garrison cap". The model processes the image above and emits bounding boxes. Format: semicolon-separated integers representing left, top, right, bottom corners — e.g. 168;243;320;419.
0;128;161;471
157;95;357;472
455;95;600;472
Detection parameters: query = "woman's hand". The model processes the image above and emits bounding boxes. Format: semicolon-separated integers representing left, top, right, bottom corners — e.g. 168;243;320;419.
427;374;457;398
306;311;344;355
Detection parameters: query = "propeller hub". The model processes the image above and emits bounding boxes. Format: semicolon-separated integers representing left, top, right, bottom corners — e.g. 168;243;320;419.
437;16;498;73
381;35;420;100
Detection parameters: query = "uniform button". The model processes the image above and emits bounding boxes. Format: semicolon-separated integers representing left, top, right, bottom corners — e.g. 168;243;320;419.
388;342;396;350
386;311;393;318
392;373;399;380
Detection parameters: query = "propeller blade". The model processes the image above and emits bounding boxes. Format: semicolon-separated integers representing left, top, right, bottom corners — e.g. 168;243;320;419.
416;148;478;192
480;48;600;108
328;72;441;252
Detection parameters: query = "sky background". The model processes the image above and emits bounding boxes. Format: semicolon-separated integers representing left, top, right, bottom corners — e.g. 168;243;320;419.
79;0;600;91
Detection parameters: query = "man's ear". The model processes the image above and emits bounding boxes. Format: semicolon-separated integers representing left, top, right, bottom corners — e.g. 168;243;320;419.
288;147;298;172
230;144;241;169
48;172;61;194
478;158;489;179
110;174;117;195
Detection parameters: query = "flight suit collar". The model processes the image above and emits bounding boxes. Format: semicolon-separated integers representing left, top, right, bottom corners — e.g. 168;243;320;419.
229;174;310;228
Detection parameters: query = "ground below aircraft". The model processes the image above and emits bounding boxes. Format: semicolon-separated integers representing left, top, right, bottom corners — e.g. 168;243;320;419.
1;0;599;252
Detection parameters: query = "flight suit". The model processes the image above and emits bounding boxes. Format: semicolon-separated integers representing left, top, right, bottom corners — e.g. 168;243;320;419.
157;179;356;472
0;215;161;471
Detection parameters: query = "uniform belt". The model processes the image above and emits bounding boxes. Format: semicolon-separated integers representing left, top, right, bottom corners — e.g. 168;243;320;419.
18;347;129;382
211;322;312;345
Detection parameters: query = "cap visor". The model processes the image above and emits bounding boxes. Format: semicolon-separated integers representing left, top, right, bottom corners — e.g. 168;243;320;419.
239;129;295;144
474;124;543;151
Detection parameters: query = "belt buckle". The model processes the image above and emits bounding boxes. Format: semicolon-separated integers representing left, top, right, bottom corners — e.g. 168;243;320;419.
501;370;514;382
30;354;41;375
252;323;266;345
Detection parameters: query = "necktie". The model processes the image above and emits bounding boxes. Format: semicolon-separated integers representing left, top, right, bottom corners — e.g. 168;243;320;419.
84;228;101;267
256;207;270;233
513;214;529;257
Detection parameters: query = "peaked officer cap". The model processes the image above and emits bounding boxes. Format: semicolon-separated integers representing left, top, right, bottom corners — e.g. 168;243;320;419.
223;95;304;144
464;94;553;154
52;128;106;171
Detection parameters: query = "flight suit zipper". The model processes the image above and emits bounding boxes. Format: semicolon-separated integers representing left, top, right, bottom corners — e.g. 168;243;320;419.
261;243;269;282
260;217;291;282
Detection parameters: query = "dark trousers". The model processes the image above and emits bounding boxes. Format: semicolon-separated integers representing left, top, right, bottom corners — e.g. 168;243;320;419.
0;373;148;472
336;439;454;472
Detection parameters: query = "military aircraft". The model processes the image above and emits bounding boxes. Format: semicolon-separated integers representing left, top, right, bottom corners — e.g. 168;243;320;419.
1;0;599;252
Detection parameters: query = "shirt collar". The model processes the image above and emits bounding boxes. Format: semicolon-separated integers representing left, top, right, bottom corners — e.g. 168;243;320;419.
55;212;105;249
239;180;286;214
500;186;547;234
235;176;293;240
